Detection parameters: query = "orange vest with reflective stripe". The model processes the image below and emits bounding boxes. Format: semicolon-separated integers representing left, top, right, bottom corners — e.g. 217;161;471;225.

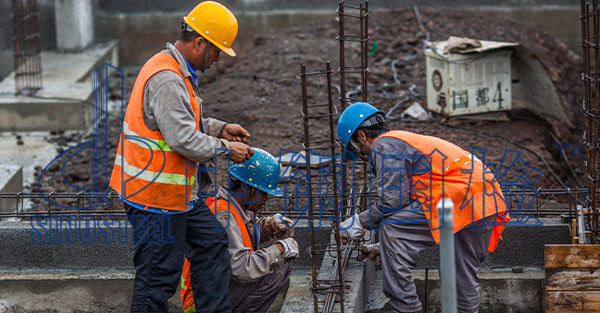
180;197;254;312
375;131;510;252
109;52;200;211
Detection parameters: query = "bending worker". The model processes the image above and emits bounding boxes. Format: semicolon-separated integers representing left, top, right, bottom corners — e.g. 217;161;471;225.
181;148;298;313
109;2;254;312
337;102;510;313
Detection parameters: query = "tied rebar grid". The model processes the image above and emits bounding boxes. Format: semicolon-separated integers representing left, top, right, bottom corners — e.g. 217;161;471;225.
337;0;371;215
0;187;587;219
11;0;42;95
91;64;124;208
300;62;347;313
581;0;600;243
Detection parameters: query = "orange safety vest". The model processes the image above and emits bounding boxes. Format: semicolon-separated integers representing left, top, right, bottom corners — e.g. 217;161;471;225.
375;130;510;252
109;52;201;211
180;197;254;313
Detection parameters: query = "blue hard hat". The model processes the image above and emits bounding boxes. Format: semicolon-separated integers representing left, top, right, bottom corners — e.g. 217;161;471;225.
229;148;284;196
336;102;385;160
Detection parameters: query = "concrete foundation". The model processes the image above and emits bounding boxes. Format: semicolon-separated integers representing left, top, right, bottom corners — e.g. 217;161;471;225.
0;270;183;313
0;165;22;214
0;40;118;131
54;0;94;52
416;218;572;269
0;217;569;311
366;268;545;313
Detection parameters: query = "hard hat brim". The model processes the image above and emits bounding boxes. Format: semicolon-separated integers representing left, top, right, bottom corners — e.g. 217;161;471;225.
229;170;282;196
342;149;359;161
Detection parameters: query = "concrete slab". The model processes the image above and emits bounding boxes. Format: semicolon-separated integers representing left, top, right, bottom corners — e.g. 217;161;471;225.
0;131;60;189
0;216;330;270
366;268;544;313
280;268;315;313
415;218;571;269
0;270;184;313
0;165;23;213
0;41;118;131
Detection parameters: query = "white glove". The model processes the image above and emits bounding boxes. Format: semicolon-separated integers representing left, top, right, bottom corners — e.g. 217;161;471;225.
275;238;299;259
339;213;365;240
273;213;294;238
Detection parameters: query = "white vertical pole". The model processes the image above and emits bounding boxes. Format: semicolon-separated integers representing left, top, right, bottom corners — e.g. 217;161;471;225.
438;197;457;313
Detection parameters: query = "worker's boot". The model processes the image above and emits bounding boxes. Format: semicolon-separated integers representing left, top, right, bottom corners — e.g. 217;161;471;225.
366;302;423;313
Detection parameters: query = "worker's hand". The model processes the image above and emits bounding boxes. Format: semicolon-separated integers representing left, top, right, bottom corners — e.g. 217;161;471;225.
259;213;294;242
357;243;381;266
339;213;365;242
229;142;254;163
275;238;299;259
272;213;294;239
220;124;250;143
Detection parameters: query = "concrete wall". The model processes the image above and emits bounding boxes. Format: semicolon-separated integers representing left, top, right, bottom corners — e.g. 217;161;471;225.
0;1;582;77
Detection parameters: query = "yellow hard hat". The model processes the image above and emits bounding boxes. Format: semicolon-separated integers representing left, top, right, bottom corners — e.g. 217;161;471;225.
183;1;238;57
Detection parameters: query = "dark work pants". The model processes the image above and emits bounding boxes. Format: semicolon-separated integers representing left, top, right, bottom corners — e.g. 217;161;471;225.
230;261;292;313
126;200;231;313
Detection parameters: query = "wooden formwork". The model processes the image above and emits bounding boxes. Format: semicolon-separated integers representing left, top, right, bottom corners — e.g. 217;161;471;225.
545;244;600;312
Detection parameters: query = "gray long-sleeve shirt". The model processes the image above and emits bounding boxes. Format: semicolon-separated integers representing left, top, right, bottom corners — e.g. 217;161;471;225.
212;186;284;284
142;43;230;197
358;135;431;230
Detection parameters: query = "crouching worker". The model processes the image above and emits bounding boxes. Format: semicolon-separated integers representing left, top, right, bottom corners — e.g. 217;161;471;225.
181;148;298;313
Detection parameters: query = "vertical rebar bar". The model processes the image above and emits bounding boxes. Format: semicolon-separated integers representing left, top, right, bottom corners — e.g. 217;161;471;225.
338;1;347;110
591;0;599;243
582;0;600;243
301;64;320;313
327;61;346;313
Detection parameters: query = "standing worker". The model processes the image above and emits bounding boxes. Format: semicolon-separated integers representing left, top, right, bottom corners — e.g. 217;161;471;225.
336;102;510;313
180;148;298;313
109;2;254;312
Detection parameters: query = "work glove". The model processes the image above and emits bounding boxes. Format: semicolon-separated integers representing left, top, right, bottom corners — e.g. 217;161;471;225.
357;243;381;267
260;214;294;242
339;213;365;242
275;238;299;259
273;213;294;239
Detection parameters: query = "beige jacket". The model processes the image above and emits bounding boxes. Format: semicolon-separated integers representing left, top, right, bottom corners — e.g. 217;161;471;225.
212;186;284;284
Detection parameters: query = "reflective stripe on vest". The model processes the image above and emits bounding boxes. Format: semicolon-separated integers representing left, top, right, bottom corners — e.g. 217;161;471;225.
123;121;175;152
375;130;509;252
113;154;195;186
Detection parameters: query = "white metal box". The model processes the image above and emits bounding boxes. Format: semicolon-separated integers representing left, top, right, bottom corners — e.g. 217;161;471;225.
425;43;513;116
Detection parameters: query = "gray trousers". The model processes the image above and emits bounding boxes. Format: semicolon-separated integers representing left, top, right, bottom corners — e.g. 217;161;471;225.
380;210;494;313
229;260;292;313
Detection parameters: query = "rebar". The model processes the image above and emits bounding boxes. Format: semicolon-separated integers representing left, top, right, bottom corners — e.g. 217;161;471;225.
581;0;600;243
0;187;587;219
300;61;347;313
11;0;42;95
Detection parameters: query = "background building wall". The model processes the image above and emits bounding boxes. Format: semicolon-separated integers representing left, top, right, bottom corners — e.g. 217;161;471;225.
0;0;581;78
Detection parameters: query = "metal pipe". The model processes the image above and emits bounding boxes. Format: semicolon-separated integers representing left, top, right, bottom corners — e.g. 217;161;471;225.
578;205;587;244
438;198;457;313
